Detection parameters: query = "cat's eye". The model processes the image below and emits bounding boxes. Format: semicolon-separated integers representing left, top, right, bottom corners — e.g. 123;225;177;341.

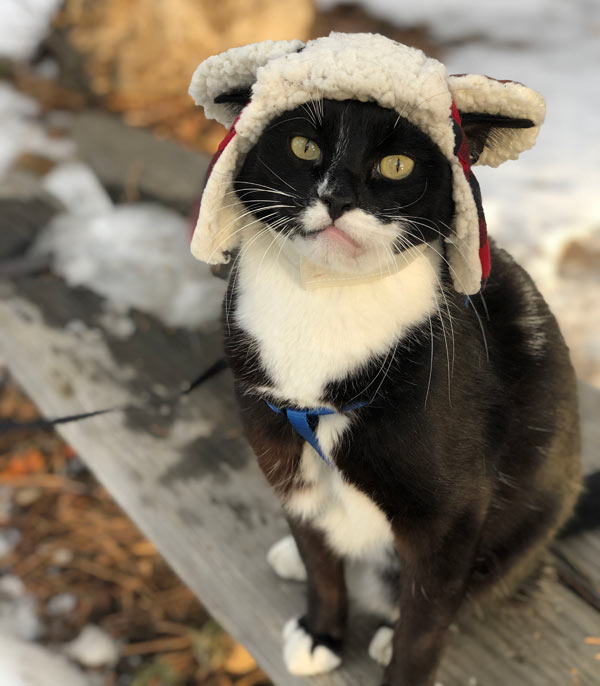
378;155;414;180
291;136;321;161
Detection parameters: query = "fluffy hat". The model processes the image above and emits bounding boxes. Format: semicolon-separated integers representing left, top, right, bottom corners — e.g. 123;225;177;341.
189;32;545;294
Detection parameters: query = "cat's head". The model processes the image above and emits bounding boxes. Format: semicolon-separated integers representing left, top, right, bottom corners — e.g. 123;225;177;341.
234;98;459;275
189;33;545;294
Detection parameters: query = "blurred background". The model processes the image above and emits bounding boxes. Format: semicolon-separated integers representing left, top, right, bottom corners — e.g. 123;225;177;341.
0;1;598;685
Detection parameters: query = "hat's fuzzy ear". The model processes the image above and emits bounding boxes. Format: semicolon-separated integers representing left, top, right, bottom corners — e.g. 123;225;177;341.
449;74;545;167
189;39;305;127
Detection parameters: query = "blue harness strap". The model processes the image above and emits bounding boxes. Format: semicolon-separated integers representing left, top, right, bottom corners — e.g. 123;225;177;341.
265;400;368;466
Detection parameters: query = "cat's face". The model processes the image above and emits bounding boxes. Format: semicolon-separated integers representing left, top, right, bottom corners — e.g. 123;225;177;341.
234;99;455;274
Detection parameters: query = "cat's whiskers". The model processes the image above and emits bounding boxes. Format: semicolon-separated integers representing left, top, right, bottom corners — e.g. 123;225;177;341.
256;216;295;281
425;313;435;408
220;210;298;324
256;156;301;194
300;96;324;129
343;238;415;406
273;221;299;269
396;228;455;380
230;180;302;200
207;205;290;263
207;211;271;263
300;103;318;130
438;219;491;323
266;115;318;132
378;181;429;216
403;213;491;330
398;215;487;330
396;231;454;404
223;222;274;330
399;223;489;364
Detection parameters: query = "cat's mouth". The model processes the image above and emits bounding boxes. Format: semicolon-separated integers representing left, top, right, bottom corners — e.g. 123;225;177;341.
316;225;362;254
289;201;399;274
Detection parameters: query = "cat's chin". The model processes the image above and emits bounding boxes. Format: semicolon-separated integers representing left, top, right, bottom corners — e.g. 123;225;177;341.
289;233;395;276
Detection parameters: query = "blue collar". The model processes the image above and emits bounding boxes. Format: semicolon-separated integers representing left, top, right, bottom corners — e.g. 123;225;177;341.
265;400;368;466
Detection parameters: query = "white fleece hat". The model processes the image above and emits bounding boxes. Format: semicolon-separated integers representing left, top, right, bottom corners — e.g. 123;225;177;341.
188;32;545;294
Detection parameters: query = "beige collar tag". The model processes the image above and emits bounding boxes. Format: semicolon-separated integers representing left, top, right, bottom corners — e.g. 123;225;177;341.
292;244;429;290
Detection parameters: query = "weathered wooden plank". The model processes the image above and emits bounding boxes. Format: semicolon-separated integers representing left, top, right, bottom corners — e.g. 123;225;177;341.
1;275;599;686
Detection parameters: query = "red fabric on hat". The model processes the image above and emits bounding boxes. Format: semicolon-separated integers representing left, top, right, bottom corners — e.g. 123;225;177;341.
206;110;243;179
451;102;491;283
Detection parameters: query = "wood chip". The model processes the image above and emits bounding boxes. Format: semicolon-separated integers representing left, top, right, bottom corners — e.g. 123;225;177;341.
122;635;190;656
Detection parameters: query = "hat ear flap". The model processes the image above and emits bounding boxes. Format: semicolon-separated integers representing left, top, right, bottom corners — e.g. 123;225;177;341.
189;39;305;127
449;74;545;167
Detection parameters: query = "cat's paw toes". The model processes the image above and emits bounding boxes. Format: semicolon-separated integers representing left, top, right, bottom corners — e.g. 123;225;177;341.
267;536;307;581
282;617;342;675
368;625;394;667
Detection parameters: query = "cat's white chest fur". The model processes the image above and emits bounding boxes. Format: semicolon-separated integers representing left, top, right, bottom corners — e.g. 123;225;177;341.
234;229;441;408
286;413;395;557
233;229;441;557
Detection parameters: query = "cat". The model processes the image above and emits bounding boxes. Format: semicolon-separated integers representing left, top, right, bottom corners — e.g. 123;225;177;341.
192;35;582;686
219;97;581;686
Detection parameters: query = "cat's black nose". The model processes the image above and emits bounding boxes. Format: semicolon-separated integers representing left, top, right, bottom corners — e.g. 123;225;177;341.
321;194;355;221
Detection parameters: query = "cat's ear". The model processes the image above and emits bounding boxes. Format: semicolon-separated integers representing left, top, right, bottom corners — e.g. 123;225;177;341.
189;39;305;127
448;74;545;167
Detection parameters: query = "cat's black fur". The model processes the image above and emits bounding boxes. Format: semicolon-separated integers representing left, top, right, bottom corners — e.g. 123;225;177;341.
222;98;581;686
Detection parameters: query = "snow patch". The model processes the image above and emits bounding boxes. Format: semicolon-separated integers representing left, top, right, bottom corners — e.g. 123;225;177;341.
0;634;92;686
63;625;120;668
0;0;63;61
0;528;21;557
0;83;39;176
0;83;75;178
46;593;77;618
32;202;227;329
42;162;112;215
0;575;43;641
317;0;600;45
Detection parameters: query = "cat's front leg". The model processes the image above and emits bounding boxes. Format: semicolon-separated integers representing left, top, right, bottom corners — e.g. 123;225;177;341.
282;516;347;675
383;527;480;686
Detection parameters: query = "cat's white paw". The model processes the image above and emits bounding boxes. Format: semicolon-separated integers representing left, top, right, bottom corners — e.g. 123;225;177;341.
267;536;307;581
282;618;342;675
368;625;394;667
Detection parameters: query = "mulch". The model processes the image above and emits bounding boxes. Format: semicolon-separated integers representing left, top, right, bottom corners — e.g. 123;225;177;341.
0;369;270;686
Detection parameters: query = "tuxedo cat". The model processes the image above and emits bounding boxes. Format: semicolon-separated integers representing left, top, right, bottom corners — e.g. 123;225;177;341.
220;97;581;686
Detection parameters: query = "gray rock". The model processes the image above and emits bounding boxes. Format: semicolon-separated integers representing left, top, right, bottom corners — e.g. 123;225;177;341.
0;171;62;260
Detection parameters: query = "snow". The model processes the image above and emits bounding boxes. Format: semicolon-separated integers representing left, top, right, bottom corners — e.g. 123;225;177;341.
0;83;39;176
42;162;113;216
0;82;76;178
63;625;120;668
32;200;227;329
46;593;77;617
0;634;92;686
0;528;21;557
318;0;600;44
0;0;63;61
0;575;43;641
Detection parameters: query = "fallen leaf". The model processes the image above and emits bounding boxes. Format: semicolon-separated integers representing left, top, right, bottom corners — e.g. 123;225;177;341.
223;643;257;675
